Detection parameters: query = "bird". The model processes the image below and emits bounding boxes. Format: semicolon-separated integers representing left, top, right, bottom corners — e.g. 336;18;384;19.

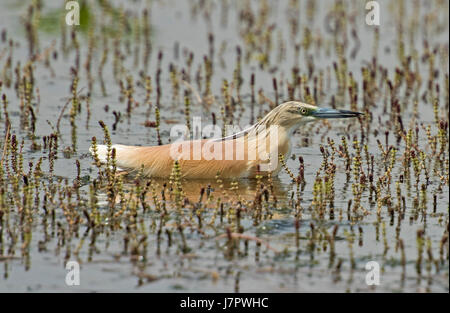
90;101;362;179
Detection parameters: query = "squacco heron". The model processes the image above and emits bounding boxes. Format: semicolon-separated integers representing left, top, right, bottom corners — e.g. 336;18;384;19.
90;101;361;179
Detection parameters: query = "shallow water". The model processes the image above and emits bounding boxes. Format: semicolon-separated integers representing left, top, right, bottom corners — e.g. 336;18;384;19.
0;0;448;292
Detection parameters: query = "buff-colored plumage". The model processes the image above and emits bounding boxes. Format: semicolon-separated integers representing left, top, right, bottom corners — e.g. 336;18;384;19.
91;101;361;179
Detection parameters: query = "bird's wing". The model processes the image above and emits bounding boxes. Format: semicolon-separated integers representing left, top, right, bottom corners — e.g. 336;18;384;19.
91;139;256;179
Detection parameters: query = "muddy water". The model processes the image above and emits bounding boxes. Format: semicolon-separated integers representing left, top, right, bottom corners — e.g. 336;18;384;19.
0;0;448;292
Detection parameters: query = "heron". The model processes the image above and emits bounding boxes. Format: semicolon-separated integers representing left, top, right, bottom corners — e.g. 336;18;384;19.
90;101;362;179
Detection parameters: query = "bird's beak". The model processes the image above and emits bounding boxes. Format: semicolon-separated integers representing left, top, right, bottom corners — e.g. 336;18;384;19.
312;108;363;119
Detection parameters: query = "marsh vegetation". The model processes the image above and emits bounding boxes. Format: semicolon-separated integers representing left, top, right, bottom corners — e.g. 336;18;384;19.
0;0;448;292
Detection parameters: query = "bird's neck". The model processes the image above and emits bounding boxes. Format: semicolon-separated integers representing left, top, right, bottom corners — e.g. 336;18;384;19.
275;124;295;160
245;122;296;161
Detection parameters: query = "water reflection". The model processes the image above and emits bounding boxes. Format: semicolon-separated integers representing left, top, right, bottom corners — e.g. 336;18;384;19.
117;176;292;205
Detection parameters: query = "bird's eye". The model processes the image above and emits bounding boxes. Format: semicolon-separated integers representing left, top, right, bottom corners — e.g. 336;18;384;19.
300;108;307;115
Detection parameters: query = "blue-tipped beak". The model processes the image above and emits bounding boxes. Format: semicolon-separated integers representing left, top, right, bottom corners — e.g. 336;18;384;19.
313;108;363;119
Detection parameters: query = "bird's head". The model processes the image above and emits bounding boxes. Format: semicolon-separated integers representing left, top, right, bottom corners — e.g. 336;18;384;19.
264;101;363;129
